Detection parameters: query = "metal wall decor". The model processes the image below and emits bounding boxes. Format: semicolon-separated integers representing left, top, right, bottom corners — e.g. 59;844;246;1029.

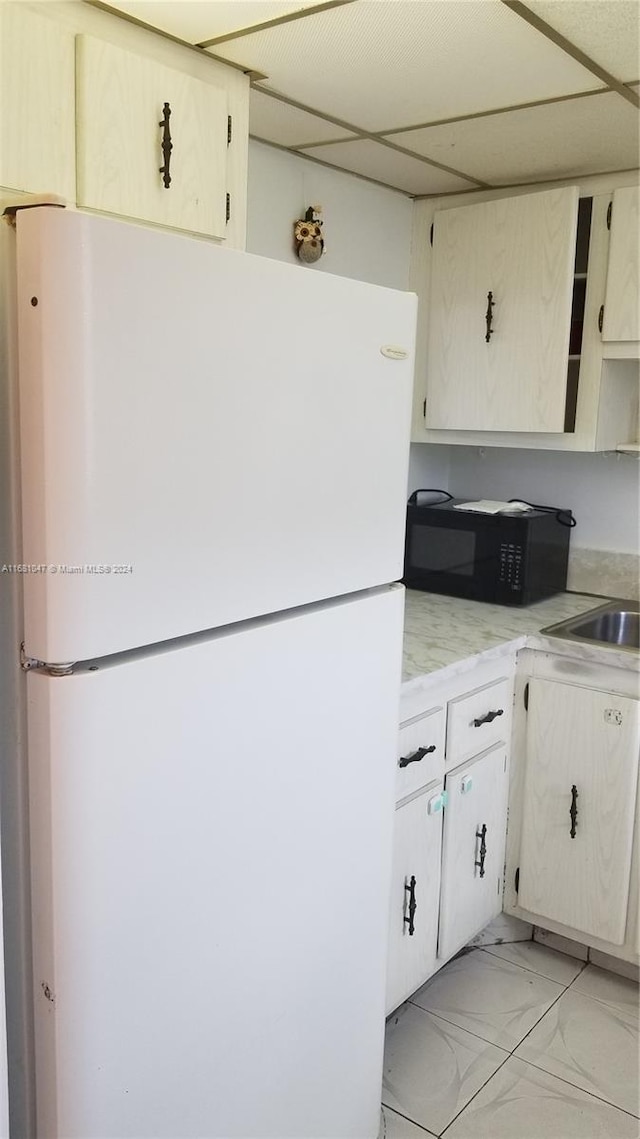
294;206;325;264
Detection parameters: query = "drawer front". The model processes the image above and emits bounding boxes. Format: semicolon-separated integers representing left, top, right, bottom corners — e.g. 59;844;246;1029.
446;677;512;769
397;706;445;801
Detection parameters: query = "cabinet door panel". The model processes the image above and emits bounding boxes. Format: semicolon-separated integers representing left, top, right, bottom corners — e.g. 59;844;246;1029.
427;187;578;433
438;745;508;961
602;187;639;343
76;36;227;238
0;4;75;199
519;679;640;944
386;784;443;1014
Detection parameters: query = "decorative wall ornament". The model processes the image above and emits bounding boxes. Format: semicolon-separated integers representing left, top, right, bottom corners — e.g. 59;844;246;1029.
294;206;325;264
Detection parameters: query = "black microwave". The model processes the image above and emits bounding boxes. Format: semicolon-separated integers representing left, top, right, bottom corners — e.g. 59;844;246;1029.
403;495;572;606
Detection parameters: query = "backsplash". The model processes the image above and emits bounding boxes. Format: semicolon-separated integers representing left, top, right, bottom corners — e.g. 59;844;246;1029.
567;548;640;601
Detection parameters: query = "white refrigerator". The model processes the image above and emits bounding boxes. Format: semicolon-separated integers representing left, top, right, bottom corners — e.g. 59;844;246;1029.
7;205;416;1138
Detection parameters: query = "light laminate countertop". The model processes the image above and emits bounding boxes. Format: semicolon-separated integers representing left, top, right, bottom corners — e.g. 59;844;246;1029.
402;589;637;686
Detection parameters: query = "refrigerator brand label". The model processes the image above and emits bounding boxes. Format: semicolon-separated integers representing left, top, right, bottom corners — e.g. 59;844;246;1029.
380;345;409;360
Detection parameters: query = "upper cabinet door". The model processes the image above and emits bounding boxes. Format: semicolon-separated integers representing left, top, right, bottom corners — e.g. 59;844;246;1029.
426;187;579;433
602;187;640;343
0;4;75;200
76;36;228;239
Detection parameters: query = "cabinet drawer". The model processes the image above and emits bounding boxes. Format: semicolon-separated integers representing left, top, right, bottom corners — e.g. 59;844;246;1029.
446;677;512;768
397;706;445;801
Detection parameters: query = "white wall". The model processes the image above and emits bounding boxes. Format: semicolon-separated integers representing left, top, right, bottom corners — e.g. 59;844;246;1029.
247;140;413;288
247;139;448;492
447;447;639;553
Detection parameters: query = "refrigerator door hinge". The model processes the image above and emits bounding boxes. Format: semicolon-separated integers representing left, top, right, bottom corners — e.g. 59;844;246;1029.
227;115;232;146
523;681;529;711
20;643;75;676
20;643;44;671
226;193;231;223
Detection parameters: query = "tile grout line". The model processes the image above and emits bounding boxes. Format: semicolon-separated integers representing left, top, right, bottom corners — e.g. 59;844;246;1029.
479;944;585;983
404;1001;514;1053
381;1103;436;1137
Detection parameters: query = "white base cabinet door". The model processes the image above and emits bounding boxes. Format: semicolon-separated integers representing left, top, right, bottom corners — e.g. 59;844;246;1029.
76;35;228;238
386;783;444;1014
518;679;640;944
438;744;508;962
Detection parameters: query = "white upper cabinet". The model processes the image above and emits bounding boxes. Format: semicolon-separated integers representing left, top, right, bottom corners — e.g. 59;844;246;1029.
0;4;76;200
76;36;228;239
602;186;640;345
426;187;579;433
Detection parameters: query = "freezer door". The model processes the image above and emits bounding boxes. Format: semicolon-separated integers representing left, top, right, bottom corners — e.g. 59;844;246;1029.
16;208;416;662
27;586;403;1139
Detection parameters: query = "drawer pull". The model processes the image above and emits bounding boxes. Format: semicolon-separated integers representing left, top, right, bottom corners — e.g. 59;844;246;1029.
475;823;487;877
404;875;417;935
159;101;173;188
399;744;436;769
570;784;579;838
473;708;504;728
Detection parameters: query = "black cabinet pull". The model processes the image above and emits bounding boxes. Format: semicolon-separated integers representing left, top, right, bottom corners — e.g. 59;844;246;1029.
473;708;504;728
159;102;173;188
398;744;436;769
485;291;495;342
475;824;487;877
570;785;579;838
404;875;417;935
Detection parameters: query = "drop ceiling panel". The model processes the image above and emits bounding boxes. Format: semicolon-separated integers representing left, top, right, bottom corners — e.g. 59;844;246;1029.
389;93;640;187
301;140;478;194
209;0;605;131
250;89;356;146
103;2;323;45
523;1;640;83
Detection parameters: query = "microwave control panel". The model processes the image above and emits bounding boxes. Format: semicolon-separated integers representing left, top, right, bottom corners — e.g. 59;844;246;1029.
499;541;523;591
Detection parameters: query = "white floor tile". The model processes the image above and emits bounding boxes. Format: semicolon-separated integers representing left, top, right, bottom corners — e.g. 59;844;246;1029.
467;914;533;947
571;963;640;1014
441;1057;640;1138
482;940;584;985
382;1002;508;1135
379;1105;437;1138
515;988;640;1116
410;948;564;1050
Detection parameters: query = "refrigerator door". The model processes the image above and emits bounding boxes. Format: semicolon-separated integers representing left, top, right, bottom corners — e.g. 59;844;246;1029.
16;208;416;663
27;586;403;1139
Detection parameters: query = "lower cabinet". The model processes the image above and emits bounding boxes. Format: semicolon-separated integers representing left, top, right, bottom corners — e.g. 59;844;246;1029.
438;744;509;962
386;781;444;1015
386;659;514;1014
518;678;640;944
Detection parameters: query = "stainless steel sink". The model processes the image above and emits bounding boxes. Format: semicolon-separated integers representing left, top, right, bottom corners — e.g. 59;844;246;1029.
540;599;640;652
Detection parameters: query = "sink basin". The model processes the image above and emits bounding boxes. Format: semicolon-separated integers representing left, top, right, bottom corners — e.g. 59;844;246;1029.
541;600;640;652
